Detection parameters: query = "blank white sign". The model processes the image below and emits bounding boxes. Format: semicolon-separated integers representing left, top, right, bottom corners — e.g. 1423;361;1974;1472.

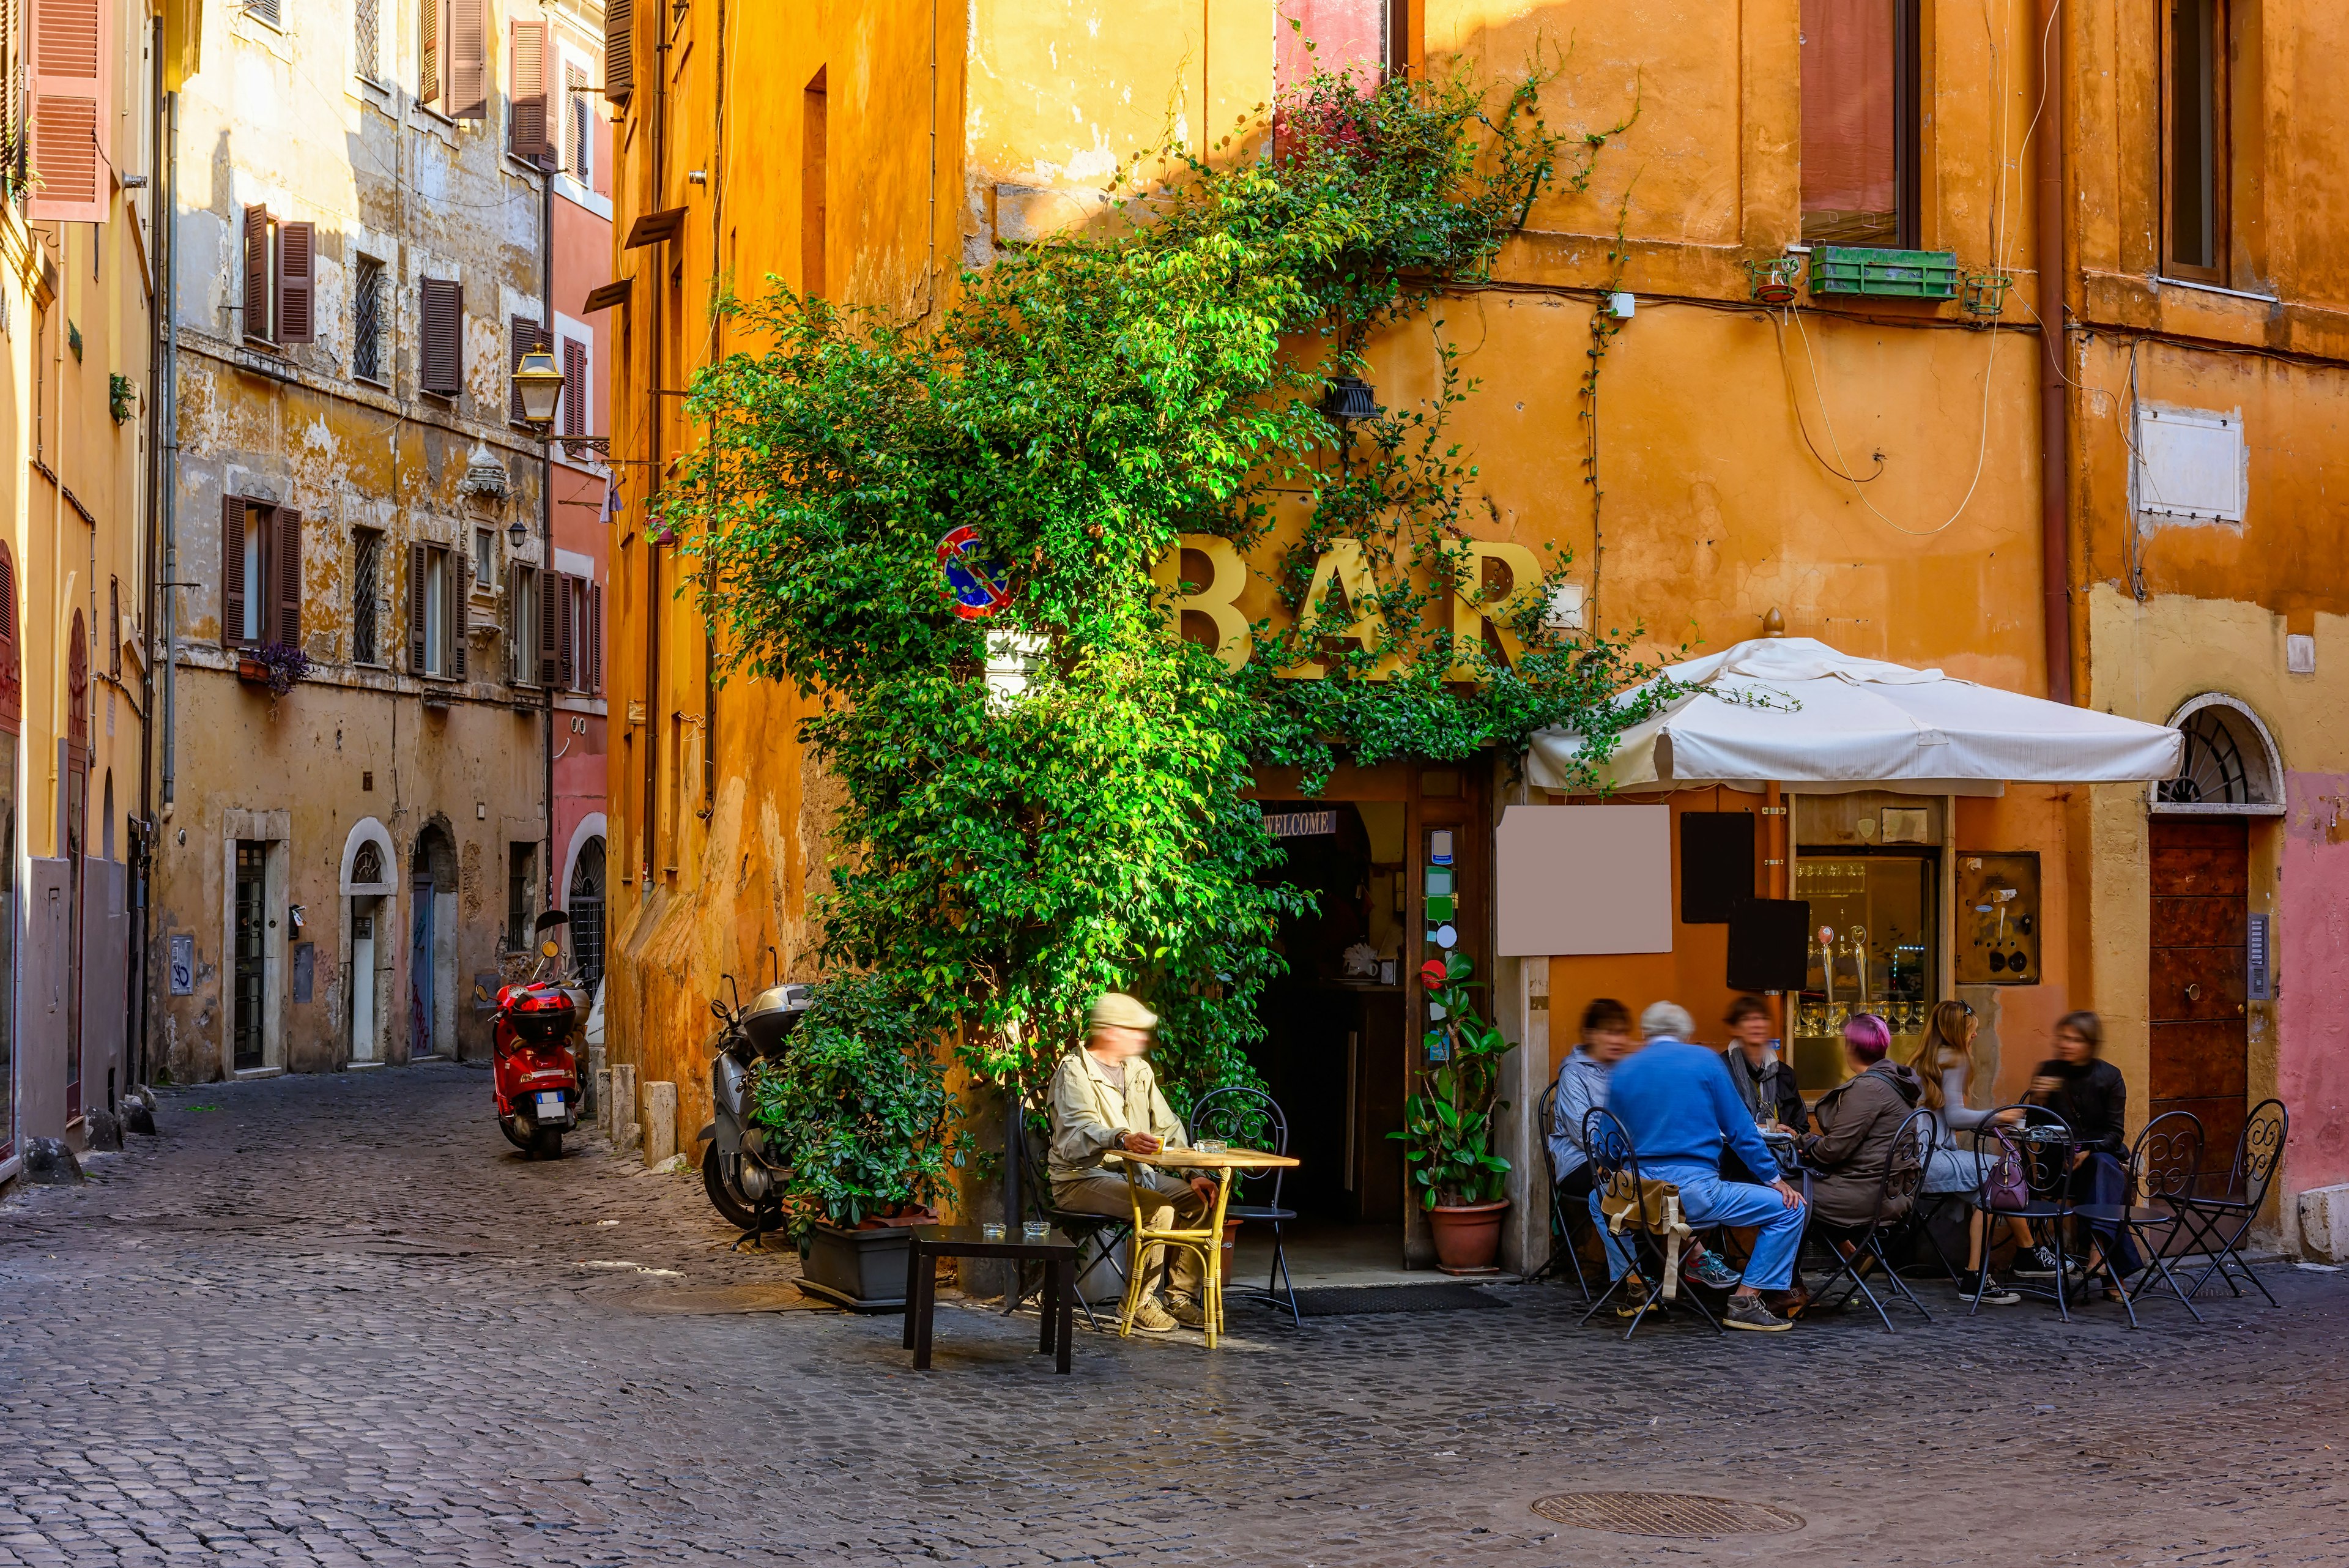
1496;804;1673;957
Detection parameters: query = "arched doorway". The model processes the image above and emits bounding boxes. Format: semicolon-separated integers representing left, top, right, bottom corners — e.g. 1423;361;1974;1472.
2150;694;2285;1176
65;612;88;1121
341;819;398;1065
408;824;459;1060
566;836;606;990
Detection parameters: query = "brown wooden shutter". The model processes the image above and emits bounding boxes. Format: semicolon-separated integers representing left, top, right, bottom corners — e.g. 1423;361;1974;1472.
510;19;549;162
448;0;486;119
557;572;577;690
28;0;108;223
604;0;633;100
420;277;462;395
242;206;270;342
538;563;560;686
587;582;603;694
561;337;587;438
505;561;525;682
275;507;303;647
277;221;315;344
0;544;19;737
451;547;469;678
408;541;428;669
420;0;440;104
509;316;551;422
222;496;248;646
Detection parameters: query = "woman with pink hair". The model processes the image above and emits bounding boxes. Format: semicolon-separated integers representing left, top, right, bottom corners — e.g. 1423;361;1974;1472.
1797;1013;1927;1232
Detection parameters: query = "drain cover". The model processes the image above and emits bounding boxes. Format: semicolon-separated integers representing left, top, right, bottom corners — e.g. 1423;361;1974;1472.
1531;1492;1804;1539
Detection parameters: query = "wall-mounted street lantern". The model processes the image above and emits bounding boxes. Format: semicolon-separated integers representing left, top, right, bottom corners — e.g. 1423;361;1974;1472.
511;346;566;429
1320;374;1384;423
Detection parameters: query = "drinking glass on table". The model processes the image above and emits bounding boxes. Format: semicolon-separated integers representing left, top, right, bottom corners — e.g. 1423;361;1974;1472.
1022;1220;1050;1242
981;1222;1006;1241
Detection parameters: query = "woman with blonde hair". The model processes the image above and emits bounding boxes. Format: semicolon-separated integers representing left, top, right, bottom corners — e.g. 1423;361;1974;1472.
1915;999;2030;1303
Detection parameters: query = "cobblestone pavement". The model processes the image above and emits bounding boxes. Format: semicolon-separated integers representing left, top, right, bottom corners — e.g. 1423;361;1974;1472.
0;1065;2343;1567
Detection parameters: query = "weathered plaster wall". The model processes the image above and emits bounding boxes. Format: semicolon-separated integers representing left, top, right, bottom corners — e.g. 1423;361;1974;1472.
2280;773;2349;1195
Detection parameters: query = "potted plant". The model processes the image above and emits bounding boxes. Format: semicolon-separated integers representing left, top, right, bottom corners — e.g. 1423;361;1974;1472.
1389;951;1515;1273
237;641;311;697
744;975;957;1310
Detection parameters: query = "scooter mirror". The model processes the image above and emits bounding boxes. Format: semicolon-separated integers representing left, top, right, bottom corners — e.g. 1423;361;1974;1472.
541;939;562;959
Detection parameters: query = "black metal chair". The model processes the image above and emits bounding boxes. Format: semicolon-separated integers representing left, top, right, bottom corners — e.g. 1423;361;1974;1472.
2071;1109;2205;1328
1576;1107;1723;1340
1531;1079;1595;1303
1964;1107;2083;1320
1014;1114;1130;1332
1188;1086;1301;1326
1805;1108;1936;1333
2176;1098;2287;1307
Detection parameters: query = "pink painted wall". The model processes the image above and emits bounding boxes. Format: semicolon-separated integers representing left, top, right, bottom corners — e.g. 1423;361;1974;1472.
2280;771;2349;1192
1276;0;1386;89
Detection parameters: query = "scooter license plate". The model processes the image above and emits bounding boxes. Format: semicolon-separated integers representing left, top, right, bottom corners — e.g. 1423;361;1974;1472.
535;1091;570;1123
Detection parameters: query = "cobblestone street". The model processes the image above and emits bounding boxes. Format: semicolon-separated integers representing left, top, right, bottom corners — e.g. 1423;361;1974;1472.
0;1066;2341;1567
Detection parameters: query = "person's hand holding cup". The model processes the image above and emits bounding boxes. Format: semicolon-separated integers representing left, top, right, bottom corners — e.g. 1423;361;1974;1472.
1116;1131;1163;1155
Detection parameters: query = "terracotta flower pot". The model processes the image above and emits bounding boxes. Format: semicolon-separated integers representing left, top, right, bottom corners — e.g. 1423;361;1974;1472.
235;657;271;685
1428;1198;1509;1272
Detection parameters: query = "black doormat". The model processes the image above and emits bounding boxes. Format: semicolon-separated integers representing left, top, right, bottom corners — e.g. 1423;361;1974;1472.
1273;1284;1509;1317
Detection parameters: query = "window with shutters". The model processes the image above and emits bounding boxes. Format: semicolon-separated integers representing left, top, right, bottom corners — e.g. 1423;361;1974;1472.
352;527;385;665
354;0;381;80
107;576;119;678
507;843;535;950
240;207;315;347
604;0;633;102
447;0;486;118
507;562;539;685
510;19;549;164
563;574;603;694
352;255;385;382
566;64;590;180
560;335;588;441
509;315;551;424
419;276;462;396
245;0;281;27
418;0;441;105
408;541;467;678
220;499;304;651
1800;0;1923;248
29;0;112;225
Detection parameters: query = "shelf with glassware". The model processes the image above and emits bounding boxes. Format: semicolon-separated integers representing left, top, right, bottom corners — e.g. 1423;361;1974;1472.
1789;854;1937;1091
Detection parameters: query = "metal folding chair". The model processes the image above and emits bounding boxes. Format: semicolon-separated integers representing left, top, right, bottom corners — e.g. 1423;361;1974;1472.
1965;1108;2082;1320
1806;1109;1936;1333
2175;1098;2287;1307
1576;1107;1723;1340
2072;1109;2205;1328
1011;1115;1130;1332
1188;1086;1301;1326
1531;1079;1595;1304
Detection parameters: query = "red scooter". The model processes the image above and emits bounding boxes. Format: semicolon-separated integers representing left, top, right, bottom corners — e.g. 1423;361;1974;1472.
483;911;587;1159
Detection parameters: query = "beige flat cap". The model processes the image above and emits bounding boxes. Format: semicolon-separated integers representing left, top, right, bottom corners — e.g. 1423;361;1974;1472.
1086;992;1158;1031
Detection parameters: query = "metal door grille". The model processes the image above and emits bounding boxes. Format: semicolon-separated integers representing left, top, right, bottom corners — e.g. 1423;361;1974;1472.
232;842;266;1071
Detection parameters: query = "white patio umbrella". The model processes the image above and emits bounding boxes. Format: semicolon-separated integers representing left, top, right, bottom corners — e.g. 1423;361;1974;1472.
1526;636;2184;794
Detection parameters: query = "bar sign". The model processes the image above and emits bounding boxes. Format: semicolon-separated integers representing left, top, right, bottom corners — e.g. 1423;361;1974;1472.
2247;913;2271;1001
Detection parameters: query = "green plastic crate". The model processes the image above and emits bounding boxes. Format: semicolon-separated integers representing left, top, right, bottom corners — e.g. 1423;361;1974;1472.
1807;245;1960;300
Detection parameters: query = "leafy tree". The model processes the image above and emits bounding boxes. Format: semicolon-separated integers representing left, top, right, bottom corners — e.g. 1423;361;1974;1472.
664;62;1661;1203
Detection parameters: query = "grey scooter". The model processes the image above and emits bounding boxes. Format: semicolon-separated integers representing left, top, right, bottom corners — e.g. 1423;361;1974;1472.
696;980;814;1245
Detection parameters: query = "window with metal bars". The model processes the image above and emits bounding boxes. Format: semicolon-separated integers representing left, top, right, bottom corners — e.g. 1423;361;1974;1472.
352;527;385;664
354;0;381;80
353;255;385;382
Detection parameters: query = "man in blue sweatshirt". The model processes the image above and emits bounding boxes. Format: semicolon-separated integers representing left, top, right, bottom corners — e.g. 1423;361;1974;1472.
1589;1001;1809;1331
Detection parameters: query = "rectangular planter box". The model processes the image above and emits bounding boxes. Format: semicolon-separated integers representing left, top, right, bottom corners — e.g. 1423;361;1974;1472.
1808;245;1959;300
797;1223;911;1312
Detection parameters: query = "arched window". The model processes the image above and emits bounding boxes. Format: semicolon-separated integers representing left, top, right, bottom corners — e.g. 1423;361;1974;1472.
352;841;383;885
2154;696;2284;814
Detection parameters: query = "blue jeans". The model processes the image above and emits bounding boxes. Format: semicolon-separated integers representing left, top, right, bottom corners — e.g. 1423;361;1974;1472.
1589;1161;1808;1293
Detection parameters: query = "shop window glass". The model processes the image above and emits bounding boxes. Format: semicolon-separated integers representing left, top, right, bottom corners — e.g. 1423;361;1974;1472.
1791;853;1936;1090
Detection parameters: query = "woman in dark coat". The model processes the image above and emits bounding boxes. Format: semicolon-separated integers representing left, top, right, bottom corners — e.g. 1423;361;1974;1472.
1798;1014;1925;1230
2027;1009;2140;1287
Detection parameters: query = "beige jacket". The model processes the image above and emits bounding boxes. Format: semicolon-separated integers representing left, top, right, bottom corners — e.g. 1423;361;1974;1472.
1046;1048;1188;1187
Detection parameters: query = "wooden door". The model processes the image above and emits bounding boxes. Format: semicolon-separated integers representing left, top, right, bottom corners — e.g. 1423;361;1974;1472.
2148;817;2247;1174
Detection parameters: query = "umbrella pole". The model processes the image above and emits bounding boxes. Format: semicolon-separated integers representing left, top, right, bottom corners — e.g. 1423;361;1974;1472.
1765;781;1787;1045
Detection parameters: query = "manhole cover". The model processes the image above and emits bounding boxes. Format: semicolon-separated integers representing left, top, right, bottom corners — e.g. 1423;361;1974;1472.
1531;1492;1804;1539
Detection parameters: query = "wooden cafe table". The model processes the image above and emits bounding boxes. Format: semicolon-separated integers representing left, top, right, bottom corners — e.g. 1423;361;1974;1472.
1113;1144;1300;1348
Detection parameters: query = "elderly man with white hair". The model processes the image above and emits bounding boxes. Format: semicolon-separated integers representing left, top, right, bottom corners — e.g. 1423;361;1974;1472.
1589;1000;1809;1331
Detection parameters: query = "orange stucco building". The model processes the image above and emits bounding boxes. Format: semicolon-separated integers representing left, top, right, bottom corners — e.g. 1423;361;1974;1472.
603;1;2347;1268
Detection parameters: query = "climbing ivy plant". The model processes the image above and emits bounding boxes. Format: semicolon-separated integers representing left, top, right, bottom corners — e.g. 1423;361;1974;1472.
662;61;1660;1155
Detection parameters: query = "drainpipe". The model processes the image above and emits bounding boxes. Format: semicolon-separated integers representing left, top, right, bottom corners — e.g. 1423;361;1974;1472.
2036;0;2071;705
542;169;555;931
133;16;167;1088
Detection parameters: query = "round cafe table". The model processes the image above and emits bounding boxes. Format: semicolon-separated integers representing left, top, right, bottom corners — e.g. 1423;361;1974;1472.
1112;1144;1299;1348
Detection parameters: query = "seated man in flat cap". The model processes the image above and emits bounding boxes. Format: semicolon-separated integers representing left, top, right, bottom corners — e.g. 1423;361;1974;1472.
1047;992;1218;1332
